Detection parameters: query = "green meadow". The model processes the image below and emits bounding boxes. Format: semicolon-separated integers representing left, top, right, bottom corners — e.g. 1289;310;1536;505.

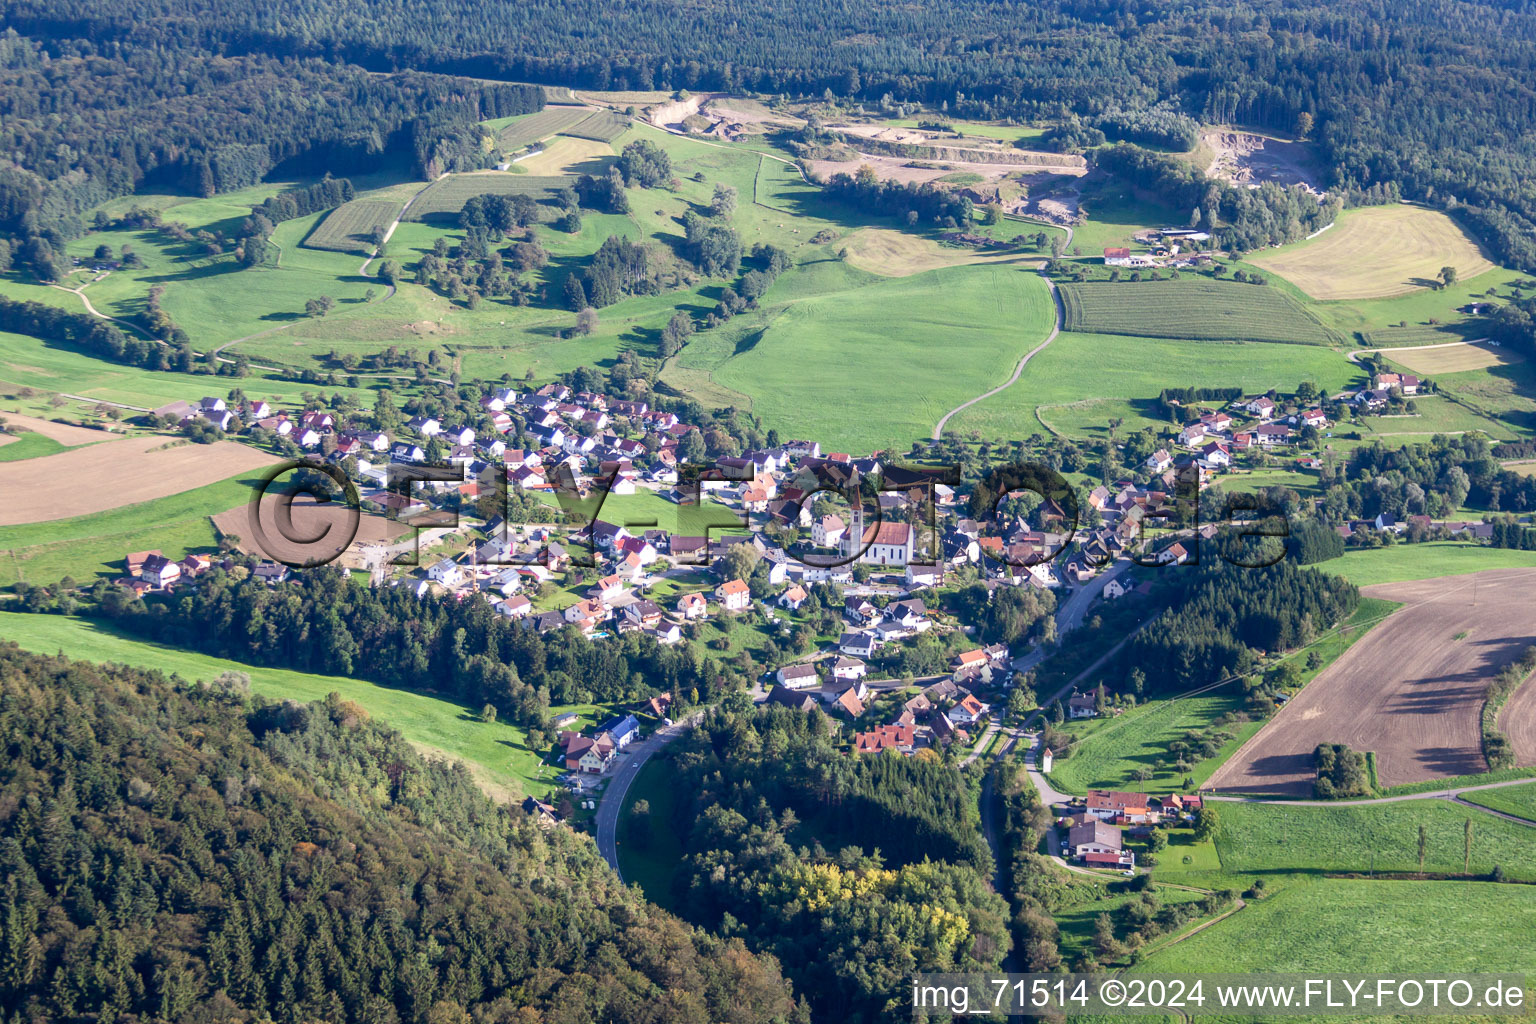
1326;542;1536;588
0;473;257;585
1460;782;1536;821
0;611;560;800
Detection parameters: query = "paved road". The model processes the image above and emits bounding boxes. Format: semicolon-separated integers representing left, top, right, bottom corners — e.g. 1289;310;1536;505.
931;272;1065;440
1011;561;1137;678
594;713;702;879
1206;775;1536;811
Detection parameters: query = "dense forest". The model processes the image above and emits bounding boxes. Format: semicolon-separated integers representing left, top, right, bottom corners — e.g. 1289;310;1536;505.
648;703;1008;1022
0;643;798;1023
96;566;751;738
9;1;1536;266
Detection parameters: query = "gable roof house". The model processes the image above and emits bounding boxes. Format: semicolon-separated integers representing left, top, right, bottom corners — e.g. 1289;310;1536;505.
716;578;751;612
776;663;821;689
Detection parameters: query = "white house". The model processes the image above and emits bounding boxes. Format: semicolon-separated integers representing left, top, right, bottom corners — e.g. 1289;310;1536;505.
716;578;751;612
812;514;846;548
776;663;820;689
426;558;463;586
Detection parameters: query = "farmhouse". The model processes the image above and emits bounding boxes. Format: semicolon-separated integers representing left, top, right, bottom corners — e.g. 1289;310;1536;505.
1085;790;1157;823
1067;819;1128;863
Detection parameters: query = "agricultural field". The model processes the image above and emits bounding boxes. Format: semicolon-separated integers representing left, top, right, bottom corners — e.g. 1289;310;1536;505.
1047;694;1257;796
674;264;1057;453
1459;781;1536;820
1249;205;1495;301
0;472;257;585
1431;363;1536;436
1208;568;1536;794
561;110;631;142
0;435;277;525
405;172;577;221
0;612;561;801
492;106;597;150
302;199;402;253
948;330;1361;442
1327;542;1536;587
1209;799;1536;881
1351;393;1523;441
1058;278;1342;345
515;136;615;176
1385;339;1525;375
841;227;1046;277
1139;879;1536;976
1498;672;1536;767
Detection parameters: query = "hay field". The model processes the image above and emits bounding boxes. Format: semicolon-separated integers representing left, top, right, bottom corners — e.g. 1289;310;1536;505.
303;199;401;253
1251;205;1495;301
0;412;119;446
406;173;576;220
1384;339;1526;375
0;436;278;525
516;136;615;176
842;227;1029;276
1207;568;1536;795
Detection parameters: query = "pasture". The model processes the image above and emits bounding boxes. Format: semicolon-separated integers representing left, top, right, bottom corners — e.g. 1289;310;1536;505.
1210;799;1536;881
493;107;596;150
1384;339;1525;375
303;199;402;253
1327;542;1536;587
1208;568;1536;794
1140;880;1536;975
1058;278;1342;345
0;435;278;525
1046;694;1256;796
1460;781;1536;820
0;613;559;801
561;110;631;142
1249;205;1495;301
405;173;577;220
678;264;1057;453
948;330;1361;442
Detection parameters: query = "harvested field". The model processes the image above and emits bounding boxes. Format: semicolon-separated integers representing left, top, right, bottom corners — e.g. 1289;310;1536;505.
1250;205;1495;301
495;107;594;150
0;436;279;525
1207;568;1536;795
303;200;401;253
212;494;409;567
842;227;1028;276
0;412;119;446
560;110;631;142
1500;671;1536;767
515;136;614;176
1384;340;1525;375
1058;279;1341;345
405;173;576;220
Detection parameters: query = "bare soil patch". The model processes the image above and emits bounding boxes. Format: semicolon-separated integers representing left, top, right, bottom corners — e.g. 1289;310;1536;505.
1207;568;1536;795
212;493;409;567
0;437;279;525
0;412;120;446
1203;130;1321;194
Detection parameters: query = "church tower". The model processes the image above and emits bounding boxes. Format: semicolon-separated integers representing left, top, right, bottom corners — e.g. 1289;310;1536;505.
847;500;865;562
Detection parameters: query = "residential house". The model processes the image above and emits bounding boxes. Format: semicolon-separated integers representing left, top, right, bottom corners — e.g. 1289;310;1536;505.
716;578;751;612
1067;819;1130;864
776;663;820;690
854;723;915;754
838;632;880;658
1146;449;1173;472
778;585;808;610
138;553;181;587
904;563;943;589
764;684;819;713
812;514;846;548
623;600;664;629
408;416;442;436
426;557;464;586
834;687;866;718
676;592;708;619
831;656;867;681
1085;790;1158;823
597;714;641;751
949;693;990;725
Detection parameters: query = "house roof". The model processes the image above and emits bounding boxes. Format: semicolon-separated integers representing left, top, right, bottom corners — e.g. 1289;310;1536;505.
1086;790;1152;812
835;688;866;717
778;663;819;680
717;578;749;596
1068;819;1123;850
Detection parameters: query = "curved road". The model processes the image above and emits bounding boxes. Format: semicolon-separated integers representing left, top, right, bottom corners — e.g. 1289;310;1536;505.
594;713;702;879
1346;337;1490;364
931;239;1070;440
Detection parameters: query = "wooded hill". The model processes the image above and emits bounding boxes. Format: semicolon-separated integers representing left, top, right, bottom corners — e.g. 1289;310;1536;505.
0;643;799;1023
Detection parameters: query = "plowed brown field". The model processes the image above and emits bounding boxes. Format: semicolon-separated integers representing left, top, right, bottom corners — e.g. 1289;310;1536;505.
1207;568;1536;795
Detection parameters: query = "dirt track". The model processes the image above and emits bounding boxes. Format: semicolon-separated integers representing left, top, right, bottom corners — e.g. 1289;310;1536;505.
0;437;278;525
1207;568;1536;795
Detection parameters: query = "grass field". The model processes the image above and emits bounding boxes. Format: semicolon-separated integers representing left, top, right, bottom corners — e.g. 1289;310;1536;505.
1250;205;1495;301
561;110;631;142
1359;321;1488;348
1326;542;1536;587
841;226;1046;276
1460;782;1536;821
616;753;686;911
1140;879;1536;974
493;107;596;150
0;612;558;801
0;432;66;462
303;199;402;253
406;173;577;221
1059;278;1342;345
1384;340;1525;375
949;330;1361;442
0;472;259;584
674;264;1056;452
